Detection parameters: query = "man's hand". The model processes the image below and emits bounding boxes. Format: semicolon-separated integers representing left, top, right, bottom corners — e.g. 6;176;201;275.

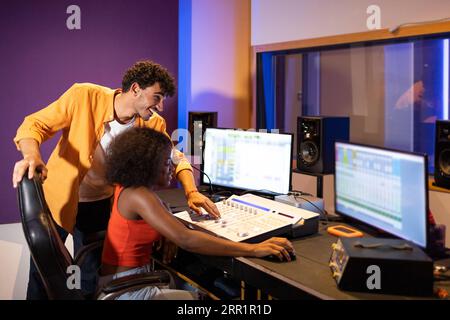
12;154;48;188
187;191;221;219
13;138;47;188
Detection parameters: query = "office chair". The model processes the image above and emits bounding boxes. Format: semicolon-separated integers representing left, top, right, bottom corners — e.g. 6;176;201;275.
18;171;170;300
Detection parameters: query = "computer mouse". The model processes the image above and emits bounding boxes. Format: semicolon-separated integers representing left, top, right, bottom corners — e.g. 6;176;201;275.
263;251;296;262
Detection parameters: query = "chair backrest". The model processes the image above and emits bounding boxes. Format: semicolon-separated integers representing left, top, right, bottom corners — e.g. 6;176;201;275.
18;172;84;300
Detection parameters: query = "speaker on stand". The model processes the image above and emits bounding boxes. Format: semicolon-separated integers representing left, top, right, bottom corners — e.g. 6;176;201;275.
188;112;218;158
188;112;218;188
434;120;450;189
297;116;350;174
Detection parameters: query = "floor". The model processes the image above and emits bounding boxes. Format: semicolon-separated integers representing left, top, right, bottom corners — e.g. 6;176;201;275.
0;223;73;300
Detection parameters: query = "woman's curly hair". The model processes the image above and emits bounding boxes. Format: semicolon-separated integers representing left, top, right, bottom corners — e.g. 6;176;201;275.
105;127;172;188
121;60;176;97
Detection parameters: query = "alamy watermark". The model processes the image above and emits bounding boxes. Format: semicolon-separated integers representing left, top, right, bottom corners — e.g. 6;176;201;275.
366;5;381;30
366;264;381;290
171;124;280;165
66;5;81;30
66;265;81;290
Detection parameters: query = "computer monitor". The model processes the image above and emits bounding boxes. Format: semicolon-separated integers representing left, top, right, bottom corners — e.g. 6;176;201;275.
334;141;429;248
202;128;293;195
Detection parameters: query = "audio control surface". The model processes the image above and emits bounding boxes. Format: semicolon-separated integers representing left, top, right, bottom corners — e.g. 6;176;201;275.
174;194;319;242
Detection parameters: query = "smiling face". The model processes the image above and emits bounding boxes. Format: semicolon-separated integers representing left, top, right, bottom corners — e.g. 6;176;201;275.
133;82;166;121
156;147;174;187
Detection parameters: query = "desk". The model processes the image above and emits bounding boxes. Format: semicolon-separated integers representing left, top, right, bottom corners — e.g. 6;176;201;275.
156;188;450;300
429;176;450;194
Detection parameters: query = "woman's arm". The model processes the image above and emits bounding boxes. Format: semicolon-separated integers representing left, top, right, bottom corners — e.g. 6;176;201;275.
119;187;295;260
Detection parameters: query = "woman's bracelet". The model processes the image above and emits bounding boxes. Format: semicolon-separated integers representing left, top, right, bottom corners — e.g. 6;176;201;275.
185;189;199;198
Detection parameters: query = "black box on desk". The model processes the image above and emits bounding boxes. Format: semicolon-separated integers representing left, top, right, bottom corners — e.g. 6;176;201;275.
275;194;321;238
329;238;433;296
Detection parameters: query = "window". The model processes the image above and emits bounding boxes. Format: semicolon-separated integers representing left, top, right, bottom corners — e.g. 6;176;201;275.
257;36;450;173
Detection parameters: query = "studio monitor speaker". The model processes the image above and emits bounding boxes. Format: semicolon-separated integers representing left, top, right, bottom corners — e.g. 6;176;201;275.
434;120;450;189
297;116;350;174
188;111;218;156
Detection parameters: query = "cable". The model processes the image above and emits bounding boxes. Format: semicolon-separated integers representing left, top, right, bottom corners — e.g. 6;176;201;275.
171;149;214;195
211;190;233;197
169;205;190;212
290;193;329;229
191;166;213;196
288;192;327;217
290;193;325;217
239;189;283;197
212;190;233;195
290;189;314;197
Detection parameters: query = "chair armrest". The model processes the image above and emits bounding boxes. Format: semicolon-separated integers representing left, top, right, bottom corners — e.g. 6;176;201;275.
98;270;171;300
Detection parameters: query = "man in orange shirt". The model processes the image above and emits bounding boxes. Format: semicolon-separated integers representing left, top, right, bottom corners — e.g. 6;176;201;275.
12;60;219;299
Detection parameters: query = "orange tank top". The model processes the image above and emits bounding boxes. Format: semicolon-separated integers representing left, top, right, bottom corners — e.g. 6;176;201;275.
102;185;161;267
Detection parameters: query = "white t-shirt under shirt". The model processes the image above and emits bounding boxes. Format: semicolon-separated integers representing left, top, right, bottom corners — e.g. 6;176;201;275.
78;116;136;202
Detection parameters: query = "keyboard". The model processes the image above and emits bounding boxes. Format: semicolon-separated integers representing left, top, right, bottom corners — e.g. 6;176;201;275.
174;194;319;242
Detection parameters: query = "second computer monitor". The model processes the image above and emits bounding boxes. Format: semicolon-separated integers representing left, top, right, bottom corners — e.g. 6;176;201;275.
202;128;293;195
334;141;428;248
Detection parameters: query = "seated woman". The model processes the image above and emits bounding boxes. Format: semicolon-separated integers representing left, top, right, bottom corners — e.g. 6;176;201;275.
99;127;295;300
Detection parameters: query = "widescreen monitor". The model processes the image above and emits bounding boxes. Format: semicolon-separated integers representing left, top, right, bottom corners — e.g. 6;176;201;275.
334;141;428;248
202;128;293;195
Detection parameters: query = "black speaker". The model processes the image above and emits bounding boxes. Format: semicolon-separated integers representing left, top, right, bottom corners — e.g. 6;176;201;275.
297;116;349;174
188;112;218;156
434;120;450;189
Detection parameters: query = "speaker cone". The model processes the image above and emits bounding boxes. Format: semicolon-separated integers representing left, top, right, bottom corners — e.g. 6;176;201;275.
300;141;319;166
438;149;450;176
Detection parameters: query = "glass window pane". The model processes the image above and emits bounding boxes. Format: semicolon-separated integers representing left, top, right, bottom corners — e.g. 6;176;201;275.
260;36;450;173
295;37;450;173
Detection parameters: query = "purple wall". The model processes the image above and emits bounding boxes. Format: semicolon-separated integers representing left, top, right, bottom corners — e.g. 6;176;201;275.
1;0;178;224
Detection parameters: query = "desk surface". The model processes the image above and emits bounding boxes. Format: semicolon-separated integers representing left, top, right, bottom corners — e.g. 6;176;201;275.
156;188;450;300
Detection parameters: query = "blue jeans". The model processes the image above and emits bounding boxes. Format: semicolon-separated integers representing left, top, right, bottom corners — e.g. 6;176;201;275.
26;198;111;300
97;265;198;300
